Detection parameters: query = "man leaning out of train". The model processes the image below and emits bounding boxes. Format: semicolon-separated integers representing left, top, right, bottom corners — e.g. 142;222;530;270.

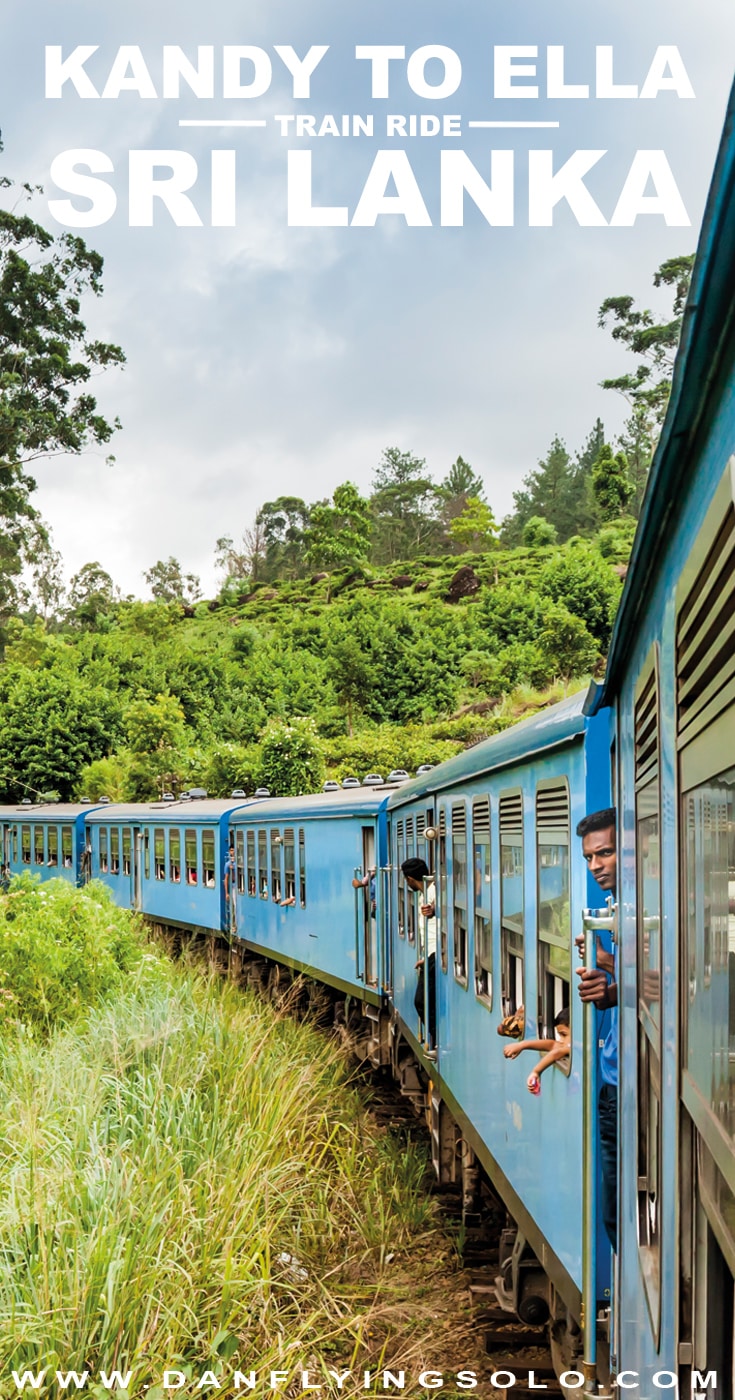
575;808;618;1253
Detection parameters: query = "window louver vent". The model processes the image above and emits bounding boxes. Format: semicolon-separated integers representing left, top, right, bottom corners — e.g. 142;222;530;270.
677;500;735;746
536;785;569;831
473;798;490;834
439;809;446;835
452;805;467;835
635;670;659;791
396;819;404;841
499;793;523;835
416;814;426;837
406;816;414;842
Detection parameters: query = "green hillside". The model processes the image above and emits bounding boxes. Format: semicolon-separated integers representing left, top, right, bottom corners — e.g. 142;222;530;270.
0;534;629;804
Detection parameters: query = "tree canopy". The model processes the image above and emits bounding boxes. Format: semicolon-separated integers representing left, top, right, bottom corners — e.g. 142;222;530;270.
0;170;124;620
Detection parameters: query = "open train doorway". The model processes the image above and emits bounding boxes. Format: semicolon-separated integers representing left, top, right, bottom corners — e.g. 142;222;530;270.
358;826;378;987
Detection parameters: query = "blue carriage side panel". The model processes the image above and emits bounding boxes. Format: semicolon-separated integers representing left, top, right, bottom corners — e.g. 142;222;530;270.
386;691;612;1317
0;803;106;886
595;81;735;1379
230;790;388;1004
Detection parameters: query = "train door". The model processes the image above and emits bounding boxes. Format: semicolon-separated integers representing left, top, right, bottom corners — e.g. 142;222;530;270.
2;824;10;874
363;826;378;987
675;466;735;1394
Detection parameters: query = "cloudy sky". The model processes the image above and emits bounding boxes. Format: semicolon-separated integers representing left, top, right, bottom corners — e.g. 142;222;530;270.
3;1;734;597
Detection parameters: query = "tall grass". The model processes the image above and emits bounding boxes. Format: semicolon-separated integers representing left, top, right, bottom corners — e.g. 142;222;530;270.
0;963;458;1390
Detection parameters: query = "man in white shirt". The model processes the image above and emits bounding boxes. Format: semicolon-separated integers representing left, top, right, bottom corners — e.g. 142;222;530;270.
402;856;436;1047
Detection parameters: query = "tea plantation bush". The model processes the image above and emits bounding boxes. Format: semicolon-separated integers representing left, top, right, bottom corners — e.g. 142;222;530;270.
0;876;160;1034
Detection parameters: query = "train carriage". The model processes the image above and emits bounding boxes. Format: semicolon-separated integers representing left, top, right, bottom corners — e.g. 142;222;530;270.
598;81;735;1387
228;787;395;1008
85;798;254;933
0;801;103;885
386;692;614;1344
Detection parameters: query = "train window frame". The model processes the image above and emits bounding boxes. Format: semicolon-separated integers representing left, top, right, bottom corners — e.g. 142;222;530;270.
396;819;406;939
143;829;150;881
122;828;131;876
247;831;256;897
499;790;524;1017
21;825;31;865
270;829;282;902
451;803;469;988
405;816;417;945
110;827;119;876
536;778;571;1062
634;646;663;1344
236;831;245;895
202;829;216;889
473;797;492;1008
437;808;449;975
284;828;295;902
47;825;58;868
169;828;181;883
99;827;109;874
154;827;166;881
299;828;306;908
185;828;197;886
258;829;268;899
61;825;73;869
33;825;45;867
675;460;735;1351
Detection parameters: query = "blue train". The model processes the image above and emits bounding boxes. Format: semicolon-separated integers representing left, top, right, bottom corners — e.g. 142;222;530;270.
1;77;733;1399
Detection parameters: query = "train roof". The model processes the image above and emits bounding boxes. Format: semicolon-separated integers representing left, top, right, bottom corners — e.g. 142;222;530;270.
601;79;735;699
84;799;256;824
387;687;593;807
0;803;105;820
228;784;404;824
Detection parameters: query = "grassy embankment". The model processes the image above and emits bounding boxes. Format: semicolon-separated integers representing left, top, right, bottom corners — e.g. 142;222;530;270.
0;879;479;1393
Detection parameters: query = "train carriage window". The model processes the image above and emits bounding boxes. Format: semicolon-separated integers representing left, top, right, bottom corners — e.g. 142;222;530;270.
270;830;282;901
169;829;181;883
247;831;256;896
12;826;17;863
185;829;197;885
438;809;448;974
202;830;216;888
500;793;524;1015
62;826;73;868
33;825;45;867
122;828;131;876
110;827;119;875
21;826;31;865
536;782;571;1043
144;830;150;881
396;820;406;938
47;826;58;867
299;828;306;908
473;798;492;1005
634;654;662;1332
405;816;416;944
676;461;735;1336
236;832;245;895
258;830;268;899
284;829;295;901
154;828;166;880
452;805;468;985
683;771;735;1144
99;827;109;873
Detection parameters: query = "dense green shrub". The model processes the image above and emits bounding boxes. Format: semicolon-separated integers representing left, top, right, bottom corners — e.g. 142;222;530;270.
258;717;326;795
0;877;159;1034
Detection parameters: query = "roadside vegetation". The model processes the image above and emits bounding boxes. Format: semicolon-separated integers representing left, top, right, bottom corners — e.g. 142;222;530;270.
0;881;476;1388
